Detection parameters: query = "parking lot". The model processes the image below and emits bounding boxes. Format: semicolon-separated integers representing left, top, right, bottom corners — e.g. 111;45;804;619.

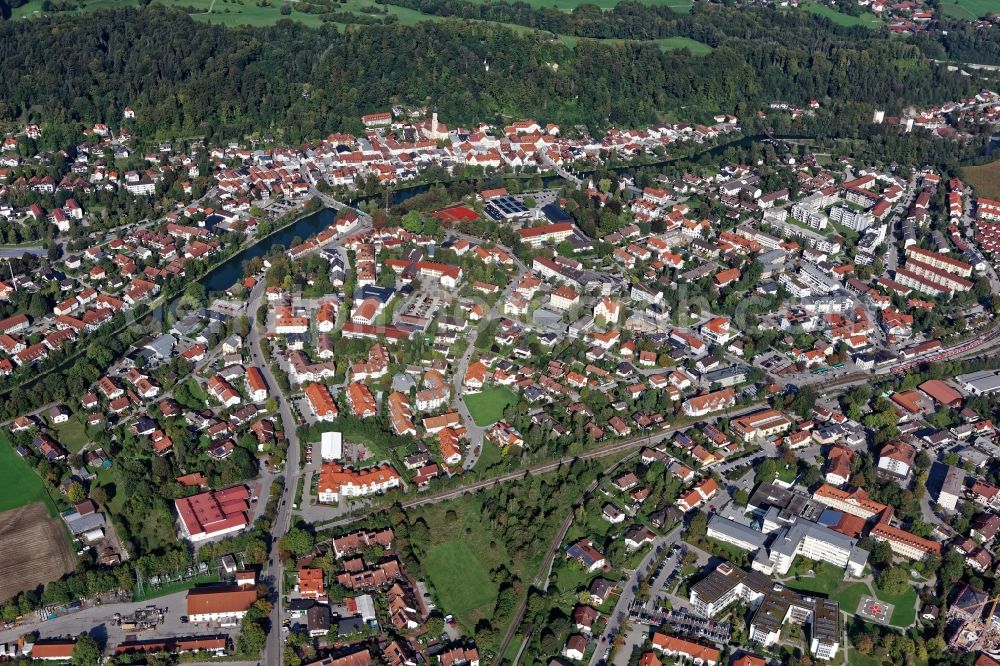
0;590;240;648
629;606;732;645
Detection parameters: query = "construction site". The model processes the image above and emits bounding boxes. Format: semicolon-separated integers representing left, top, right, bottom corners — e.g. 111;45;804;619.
947;584;1000;654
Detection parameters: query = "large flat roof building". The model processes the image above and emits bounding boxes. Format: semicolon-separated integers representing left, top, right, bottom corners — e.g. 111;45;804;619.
957;370;1000;396
707;513;868;578
689;562;841;661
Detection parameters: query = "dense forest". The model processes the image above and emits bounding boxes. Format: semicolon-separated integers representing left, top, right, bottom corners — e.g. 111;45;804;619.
0;5;979;144
913;18;1000;65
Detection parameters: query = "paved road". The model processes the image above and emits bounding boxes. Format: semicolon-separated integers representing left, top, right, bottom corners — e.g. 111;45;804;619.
249;191;373;666
443;232;527;471
587;527;682;666
245;274;304;666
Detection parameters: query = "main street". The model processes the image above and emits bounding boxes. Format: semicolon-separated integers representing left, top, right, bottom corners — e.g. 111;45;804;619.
246;273;302;666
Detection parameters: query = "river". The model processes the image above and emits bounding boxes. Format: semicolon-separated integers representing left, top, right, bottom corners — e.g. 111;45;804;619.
195;133;808;293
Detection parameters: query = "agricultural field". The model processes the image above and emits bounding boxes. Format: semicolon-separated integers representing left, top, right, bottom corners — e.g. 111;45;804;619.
463;385;519;426
962;160;1000;200
803;2;883;28
941;0;997;20
0;503;75;602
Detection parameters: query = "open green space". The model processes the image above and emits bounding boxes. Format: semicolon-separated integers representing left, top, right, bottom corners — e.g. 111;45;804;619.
463;386;518;426
962;160;1000;201
788;561;918;628
785;215;834;237
11;0;704;43
184;377;208;403
553;559;595;596
473;440;504;472
784;560;870;616
845;652;886;666
775;463;799;484
704;536;753;564
411;495;530;630
0;434;59;516
424;539;499;617
941;0;997;20
873;581;918;627
52;418;90;454
651;36;713;54
803;2;883;27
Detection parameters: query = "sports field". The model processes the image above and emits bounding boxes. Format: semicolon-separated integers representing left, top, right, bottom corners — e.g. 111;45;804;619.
962;160;1000;200
941;0;996;20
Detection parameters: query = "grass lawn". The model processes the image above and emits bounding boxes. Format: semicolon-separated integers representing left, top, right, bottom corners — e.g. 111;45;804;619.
463;386;518;426
785;215;833;237
873;582;917;627
803;2;883;27
424;539;499;620
650;36;713;54
775;463;798;484
0;434;59;516
52;418;90;454
833;582;870;612
473;440;504;473
962;161;1000;201
411;495;528;632
552;559;595;596
941;0;997;20
784;560;869;614
704;536;753;566
846;652;887;666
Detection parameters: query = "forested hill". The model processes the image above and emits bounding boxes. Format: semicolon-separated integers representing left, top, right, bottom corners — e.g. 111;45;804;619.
0;5;977;143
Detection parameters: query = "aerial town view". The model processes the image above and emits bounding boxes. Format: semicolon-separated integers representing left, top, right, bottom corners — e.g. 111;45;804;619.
1;0;1000;665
